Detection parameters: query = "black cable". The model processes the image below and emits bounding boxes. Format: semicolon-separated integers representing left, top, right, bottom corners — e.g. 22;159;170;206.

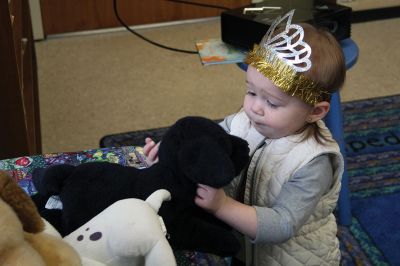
113;0;198;54
166;0;230;11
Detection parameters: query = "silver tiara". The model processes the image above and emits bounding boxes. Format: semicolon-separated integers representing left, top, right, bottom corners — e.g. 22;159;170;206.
259;9;312;72
245;9;329;104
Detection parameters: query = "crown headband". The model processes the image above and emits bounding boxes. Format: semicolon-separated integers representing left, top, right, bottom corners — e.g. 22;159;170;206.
245;10;330;105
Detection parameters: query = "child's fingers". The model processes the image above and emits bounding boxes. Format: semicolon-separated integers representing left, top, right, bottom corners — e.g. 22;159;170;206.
194;195;204;207
196;186;205;198
197;184;210;190
147;144;159;161
196;184;211;199
143;140;155;156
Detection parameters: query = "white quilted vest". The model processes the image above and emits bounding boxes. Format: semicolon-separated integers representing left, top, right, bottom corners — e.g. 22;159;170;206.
227;111;344;266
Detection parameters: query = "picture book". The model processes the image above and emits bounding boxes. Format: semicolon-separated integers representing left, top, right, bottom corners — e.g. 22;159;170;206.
195;38;247;66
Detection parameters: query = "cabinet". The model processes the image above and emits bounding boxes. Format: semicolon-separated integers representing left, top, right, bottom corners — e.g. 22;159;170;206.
40;0;251;35
0;0;41;159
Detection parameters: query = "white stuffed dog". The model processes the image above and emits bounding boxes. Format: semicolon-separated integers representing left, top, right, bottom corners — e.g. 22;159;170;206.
61;189;176;266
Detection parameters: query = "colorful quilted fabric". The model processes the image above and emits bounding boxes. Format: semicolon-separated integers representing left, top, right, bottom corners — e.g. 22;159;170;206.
0;146;231;266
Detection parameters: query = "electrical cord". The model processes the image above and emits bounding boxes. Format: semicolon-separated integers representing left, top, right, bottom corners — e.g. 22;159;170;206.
113;0;198;54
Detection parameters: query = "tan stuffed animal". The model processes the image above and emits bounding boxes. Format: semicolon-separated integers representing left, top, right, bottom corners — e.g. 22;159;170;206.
0;170;81;266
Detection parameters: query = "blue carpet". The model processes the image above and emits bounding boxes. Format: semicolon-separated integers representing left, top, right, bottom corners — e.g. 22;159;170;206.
100;94;400;266
339;94;400;266
352;193;400;265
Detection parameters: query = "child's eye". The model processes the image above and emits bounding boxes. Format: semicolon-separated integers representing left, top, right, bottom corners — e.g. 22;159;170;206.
266;100;279;108
246;90;256;96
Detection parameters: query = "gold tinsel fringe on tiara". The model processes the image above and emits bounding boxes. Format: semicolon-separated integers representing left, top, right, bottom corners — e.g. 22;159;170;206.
245;45;329;105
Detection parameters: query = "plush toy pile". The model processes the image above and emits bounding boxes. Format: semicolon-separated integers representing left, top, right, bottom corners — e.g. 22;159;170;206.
0;170;81;266
32;116;250;256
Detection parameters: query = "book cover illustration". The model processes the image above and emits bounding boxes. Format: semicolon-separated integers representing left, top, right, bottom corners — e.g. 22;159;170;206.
195;38;247;66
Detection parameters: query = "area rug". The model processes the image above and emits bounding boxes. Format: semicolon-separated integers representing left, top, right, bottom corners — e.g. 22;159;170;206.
100;94;400;266
338;94;400;266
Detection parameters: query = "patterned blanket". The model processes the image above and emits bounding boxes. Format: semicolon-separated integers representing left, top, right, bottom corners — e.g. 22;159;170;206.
0;146;230;266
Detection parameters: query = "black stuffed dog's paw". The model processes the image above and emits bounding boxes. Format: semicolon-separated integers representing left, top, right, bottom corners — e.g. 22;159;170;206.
167;212;241;256
32;164;76;197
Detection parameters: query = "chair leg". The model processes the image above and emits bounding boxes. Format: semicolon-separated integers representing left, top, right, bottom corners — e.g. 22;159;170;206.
326;92;352;226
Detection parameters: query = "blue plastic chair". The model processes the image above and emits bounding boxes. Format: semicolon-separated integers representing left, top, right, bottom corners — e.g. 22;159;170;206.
325;38;359;226
238;38;359;226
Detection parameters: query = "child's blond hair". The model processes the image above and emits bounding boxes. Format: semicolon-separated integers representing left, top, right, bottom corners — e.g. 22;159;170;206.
300;23;346;143
301;23;346;101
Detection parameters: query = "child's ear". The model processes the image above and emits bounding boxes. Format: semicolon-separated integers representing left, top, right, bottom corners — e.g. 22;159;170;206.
308;101;330;122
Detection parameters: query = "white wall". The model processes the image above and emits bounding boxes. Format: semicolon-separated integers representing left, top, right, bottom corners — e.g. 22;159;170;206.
29;0;44;40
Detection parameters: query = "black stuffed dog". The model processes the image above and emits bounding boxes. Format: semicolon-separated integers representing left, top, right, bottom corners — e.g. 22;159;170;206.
32;116;250;256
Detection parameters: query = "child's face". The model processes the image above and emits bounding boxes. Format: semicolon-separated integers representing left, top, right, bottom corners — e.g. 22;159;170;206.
243;66;313;139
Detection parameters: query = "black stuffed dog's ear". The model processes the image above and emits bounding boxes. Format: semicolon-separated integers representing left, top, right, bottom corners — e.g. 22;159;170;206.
178;136;236;188
228;135;250;175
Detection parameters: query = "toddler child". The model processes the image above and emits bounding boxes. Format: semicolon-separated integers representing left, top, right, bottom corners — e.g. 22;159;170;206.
145;9;346;266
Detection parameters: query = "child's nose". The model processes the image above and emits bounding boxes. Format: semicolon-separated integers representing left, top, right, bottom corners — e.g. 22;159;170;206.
251;98;264;115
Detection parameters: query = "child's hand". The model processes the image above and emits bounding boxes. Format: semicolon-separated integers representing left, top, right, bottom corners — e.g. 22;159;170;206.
196;184;258;239
143;137;160;166
195;184;227;215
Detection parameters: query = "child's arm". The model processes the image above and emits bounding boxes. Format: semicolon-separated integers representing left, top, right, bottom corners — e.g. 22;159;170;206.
195;184;258;240
196;155;335;243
